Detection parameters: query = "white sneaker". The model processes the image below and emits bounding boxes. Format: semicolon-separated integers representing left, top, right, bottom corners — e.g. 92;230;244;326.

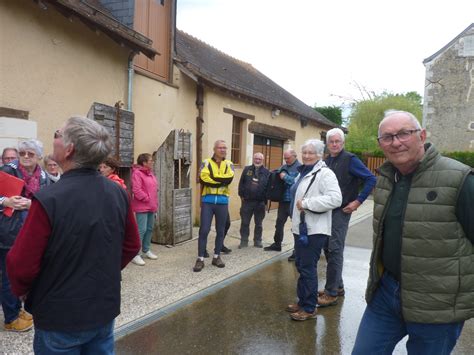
132;255;146;266
144;250;158;260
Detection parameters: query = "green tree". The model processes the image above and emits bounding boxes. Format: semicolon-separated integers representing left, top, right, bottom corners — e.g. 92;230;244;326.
345;92;423;151
313;105;343;125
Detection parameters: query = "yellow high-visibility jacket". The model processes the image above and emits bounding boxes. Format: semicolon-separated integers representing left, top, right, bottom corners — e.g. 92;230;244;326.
199;157;234;201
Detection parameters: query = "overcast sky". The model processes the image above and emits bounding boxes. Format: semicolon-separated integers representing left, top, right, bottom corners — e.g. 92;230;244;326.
177;0;473;110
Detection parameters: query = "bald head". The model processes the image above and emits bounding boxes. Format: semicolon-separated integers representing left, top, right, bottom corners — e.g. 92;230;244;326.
378;110;421;137
377;110;426;175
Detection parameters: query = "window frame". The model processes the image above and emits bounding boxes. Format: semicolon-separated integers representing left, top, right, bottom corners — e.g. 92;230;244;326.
231;116;243;166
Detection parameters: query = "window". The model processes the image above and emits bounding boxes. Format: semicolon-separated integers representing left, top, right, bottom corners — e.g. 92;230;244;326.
231;117;243;165
134;0;171;81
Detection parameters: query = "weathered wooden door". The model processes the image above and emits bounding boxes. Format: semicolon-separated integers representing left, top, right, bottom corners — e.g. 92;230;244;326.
153;129;193;245
87;102;134;186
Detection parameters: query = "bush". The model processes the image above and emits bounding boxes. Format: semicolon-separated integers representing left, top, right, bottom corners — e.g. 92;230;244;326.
443;151;474;167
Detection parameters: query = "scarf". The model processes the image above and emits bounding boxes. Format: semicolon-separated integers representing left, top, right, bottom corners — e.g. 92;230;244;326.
18;164;42;198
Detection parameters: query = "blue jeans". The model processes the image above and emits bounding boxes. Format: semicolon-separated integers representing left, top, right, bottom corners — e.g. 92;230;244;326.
294;233;327;313
324;208;351;296
0;248;21;323
352;271;464;354
198;203;228;257
34;320;114;355
136;212;155;253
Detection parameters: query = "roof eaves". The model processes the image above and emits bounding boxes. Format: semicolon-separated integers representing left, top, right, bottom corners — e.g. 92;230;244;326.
38;0;158;59
423;23;474;64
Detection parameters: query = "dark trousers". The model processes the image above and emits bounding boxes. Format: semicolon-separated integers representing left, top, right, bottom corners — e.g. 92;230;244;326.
198;203;228;257
294;233;328;313
0;248;21;323
273;201;291;246
239;200;266;244
323;208;351;296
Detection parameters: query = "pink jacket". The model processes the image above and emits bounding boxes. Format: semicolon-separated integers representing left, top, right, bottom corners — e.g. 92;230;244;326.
131;165;159;213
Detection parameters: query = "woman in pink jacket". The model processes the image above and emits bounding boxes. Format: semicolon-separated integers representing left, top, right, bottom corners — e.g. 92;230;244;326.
131;153;159;266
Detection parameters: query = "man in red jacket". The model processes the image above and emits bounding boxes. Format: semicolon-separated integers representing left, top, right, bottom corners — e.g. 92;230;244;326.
7;116;140;354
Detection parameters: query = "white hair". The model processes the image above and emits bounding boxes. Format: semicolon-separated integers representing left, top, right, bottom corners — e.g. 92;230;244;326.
284;149;297;158
63;116;112;169
18;139;43;158
326;128;345;142
301;139;325;157
214;139;226;148
379;110;421;136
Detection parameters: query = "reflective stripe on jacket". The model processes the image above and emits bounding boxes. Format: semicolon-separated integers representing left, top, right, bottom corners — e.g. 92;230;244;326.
199;157;234;199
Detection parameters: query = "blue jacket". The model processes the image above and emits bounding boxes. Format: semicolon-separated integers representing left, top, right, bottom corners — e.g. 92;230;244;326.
279;159;301;202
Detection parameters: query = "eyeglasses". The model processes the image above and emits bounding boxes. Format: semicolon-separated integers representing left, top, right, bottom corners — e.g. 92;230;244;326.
3;156;16;162
377;129;421;146
19;151;36;158
54;130;63;139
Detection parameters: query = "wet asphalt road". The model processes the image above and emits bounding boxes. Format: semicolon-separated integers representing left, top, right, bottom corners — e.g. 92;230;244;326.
115;217;473;354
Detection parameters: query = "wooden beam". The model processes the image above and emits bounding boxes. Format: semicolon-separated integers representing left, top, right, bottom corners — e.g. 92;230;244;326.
223;108;255;121
0;107;29;119
248;121;296;141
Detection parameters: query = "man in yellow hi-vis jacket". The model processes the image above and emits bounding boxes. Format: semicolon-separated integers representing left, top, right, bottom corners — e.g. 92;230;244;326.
193;140;234;272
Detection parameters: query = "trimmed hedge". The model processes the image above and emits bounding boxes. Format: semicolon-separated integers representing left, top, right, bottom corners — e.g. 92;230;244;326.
443;151;474;168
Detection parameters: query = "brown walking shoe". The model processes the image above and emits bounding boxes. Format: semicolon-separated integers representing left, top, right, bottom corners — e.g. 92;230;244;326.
290;309;317;321
317;293;338;307
19;309;33;321
193;259;205;272
318;288;345;297
5;317;33;332
285;303;301;313
212;256;225;268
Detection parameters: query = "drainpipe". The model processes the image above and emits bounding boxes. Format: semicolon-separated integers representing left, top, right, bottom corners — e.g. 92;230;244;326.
127;52;136;111
196;82;204;182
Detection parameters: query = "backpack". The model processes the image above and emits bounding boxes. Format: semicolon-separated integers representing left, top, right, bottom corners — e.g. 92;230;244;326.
266;170;286;202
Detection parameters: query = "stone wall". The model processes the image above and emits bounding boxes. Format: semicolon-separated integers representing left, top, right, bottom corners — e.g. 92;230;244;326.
423;27;474;152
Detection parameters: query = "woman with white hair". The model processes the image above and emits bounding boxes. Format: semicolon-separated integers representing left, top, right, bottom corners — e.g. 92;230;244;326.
0;139;50;332
44;154;61;183
285;139;342;321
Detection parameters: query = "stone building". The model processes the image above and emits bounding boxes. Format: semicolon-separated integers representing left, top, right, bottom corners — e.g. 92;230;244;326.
423;23;474;152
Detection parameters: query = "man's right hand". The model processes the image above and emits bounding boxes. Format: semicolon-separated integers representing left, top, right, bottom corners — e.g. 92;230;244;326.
279;172;287;179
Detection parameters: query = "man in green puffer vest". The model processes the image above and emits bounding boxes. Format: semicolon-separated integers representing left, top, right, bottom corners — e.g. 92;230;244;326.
353;110;474;355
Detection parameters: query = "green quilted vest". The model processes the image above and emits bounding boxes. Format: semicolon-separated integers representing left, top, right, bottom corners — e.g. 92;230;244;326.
366;144;473;323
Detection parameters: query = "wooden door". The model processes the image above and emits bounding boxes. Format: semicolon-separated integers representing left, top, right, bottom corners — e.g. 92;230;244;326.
253;135;284;210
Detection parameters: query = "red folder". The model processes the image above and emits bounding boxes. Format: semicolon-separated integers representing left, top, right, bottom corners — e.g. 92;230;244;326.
0;171;25;217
